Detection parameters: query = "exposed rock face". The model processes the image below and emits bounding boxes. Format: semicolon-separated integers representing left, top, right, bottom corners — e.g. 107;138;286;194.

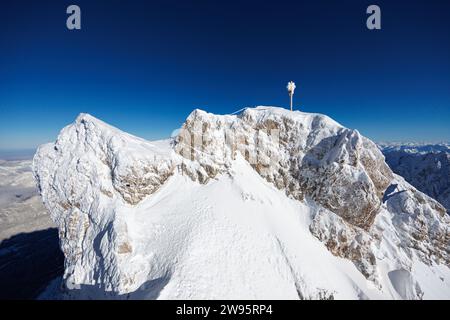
309;174;450;285
32;107;450;299
309;205;378;280
384;178;449;266
175;107;392;230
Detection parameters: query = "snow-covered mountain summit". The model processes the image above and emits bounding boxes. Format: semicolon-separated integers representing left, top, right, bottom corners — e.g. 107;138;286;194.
33;107;450;299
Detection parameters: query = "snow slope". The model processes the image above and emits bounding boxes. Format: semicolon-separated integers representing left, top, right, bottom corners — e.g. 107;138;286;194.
33;107;450;299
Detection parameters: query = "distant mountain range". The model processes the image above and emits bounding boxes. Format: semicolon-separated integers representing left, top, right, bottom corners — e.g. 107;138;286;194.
379;143;450;214
378;142;450;154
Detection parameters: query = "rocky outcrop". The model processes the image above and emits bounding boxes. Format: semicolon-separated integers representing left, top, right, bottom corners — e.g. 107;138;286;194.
384;178;449;266
175;107;392;230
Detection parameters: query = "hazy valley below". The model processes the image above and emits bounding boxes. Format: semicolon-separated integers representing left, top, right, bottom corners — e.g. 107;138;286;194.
0;158;63;299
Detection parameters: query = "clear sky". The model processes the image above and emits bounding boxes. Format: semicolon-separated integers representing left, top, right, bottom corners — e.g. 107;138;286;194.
1;0;449;149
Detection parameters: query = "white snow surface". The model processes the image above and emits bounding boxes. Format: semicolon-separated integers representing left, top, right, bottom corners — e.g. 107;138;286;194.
33;107;450;299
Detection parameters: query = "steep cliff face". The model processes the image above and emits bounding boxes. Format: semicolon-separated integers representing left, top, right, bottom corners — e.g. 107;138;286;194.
33;107;450;299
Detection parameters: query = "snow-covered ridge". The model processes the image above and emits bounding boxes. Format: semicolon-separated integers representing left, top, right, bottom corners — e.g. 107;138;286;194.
33;107;450;299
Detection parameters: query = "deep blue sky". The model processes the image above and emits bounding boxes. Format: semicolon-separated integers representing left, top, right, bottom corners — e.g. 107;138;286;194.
1;0;449;149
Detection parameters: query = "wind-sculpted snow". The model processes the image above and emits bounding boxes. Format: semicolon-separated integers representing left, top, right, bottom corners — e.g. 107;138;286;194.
33;107;450;299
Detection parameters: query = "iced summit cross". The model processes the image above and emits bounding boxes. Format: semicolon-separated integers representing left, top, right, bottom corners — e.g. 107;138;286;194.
287;81;296;111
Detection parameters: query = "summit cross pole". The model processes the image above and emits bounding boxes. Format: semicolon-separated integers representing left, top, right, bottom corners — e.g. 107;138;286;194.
287;81;296;111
